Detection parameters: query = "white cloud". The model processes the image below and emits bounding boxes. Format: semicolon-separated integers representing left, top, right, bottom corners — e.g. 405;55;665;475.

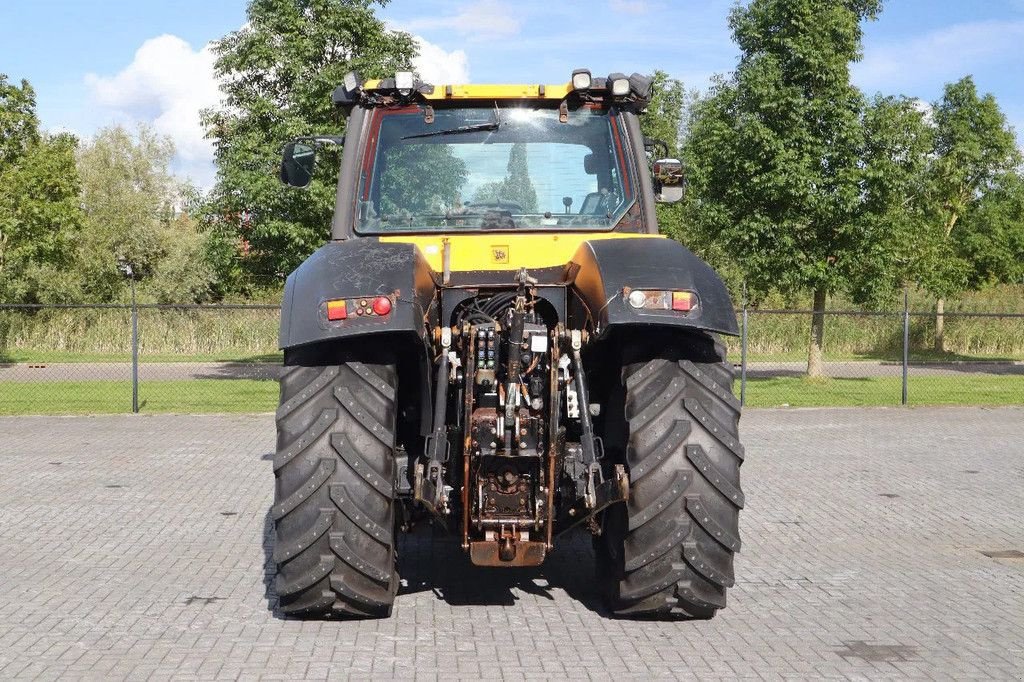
854;20;1024;92
413;36;470;84
85;34;221;187
403;0;521;41
82;30;471;186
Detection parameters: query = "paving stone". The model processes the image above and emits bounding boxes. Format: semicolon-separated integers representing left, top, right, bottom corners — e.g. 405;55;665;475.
0;408;1022;679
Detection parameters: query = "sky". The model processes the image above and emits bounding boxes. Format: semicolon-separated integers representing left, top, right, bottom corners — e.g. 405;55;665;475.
3;0;1024;187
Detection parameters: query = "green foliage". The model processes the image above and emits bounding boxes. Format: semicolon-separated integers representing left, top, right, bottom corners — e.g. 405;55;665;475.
0;75;40;167
0;75;83;303
962;172;1024;287
849;95;933;306
916;76;1022;299
685;0;882;301
638;71;692;265
0;305;279;360
75;125;215;303
76;125;174;296
203;0;416;285
640;70;686;157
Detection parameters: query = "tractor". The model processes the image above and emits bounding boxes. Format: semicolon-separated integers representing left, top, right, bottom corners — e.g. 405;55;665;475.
273;70;744;619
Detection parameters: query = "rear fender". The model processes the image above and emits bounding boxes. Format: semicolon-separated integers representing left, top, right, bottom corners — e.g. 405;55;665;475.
279;239;438;350
569;238;738;337
279;239;438;438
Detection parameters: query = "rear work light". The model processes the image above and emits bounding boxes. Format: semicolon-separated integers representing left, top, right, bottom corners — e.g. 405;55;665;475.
625;289;698;313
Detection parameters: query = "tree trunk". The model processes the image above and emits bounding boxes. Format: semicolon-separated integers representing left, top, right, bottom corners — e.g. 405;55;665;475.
807;288;827;378
934;297;945;353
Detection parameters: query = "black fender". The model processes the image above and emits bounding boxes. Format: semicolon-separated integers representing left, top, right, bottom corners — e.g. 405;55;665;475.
279;239;438;350
569;238;738;337
279;239;438;438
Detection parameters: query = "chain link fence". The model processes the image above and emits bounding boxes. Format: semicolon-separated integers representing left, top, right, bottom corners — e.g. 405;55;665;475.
731;307;1024;407
0;303;281;415
2;303;1022;414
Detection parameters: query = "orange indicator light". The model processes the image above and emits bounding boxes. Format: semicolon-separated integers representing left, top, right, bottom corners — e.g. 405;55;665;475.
672;291;694;312
326;299;348;320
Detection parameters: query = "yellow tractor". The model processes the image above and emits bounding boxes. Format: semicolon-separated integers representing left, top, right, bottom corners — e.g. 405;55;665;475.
273;70;744;619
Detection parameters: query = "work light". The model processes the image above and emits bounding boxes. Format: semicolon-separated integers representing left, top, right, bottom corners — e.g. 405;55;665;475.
395;71;415;95
608;73;630;97
343;71;361;95
571;68;592;91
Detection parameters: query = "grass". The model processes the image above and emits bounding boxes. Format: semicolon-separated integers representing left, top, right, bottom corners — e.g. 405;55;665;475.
4;285;1024;364
0;379;278;416
0;375;1021;416
0;350;283;364
745;375;1024;408
0;307;281;362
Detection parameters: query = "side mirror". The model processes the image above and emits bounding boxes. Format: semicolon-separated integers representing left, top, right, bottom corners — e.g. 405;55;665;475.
652;158;685;204
280;141;317;188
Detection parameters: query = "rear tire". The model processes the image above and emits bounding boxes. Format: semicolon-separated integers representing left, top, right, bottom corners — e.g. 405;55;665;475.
596;336;744;618
273;361;399;618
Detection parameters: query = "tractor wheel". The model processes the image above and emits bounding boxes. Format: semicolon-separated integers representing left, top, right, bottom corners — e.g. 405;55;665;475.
272;361;399;618
596;336;744;618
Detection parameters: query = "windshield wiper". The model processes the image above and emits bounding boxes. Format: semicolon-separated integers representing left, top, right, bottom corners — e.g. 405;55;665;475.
402;121;500;140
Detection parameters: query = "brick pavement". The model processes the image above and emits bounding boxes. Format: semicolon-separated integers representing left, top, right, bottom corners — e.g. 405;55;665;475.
0;408;1022;680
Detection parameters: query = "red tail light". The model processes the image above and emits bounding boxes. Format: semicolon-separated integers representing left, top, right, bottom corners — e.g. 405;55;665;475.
372;296;392;316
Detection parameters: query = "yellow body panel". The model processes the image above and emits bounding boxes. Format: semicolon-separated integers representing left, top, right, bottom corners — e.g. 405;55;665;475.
363;81;573;101
379;232;664;273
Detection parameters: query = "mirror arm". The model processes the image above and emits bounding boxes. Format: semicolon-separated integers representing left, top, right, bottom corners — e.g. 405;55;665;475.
298;135;345;148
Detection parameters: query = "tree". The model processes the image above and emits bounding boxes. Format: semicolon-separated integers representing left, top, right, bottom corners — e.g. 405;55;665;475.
850;95;933;306
0;76;82;303
683;0;882;376
76;125;213;303
918;77;1021;350
203;0;417;287
0;76;39;167
960;171;1024;289
640;70;686;157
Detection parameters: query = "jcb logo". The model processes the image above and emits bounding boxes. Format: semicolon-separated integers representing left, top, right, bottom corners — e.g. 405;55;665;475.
491;246;509;264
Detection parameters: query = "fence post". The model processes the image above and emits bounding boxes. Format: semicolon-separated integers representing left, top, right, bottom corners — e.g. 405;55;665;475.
130;275;139;414
901;288;909;406
740;284;748;407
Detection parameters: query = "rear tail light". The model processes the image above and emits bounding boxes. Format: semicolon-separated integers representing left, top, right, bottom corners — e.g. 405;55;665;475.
372;296;392;316
625;289;698;313
325;295;393;321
